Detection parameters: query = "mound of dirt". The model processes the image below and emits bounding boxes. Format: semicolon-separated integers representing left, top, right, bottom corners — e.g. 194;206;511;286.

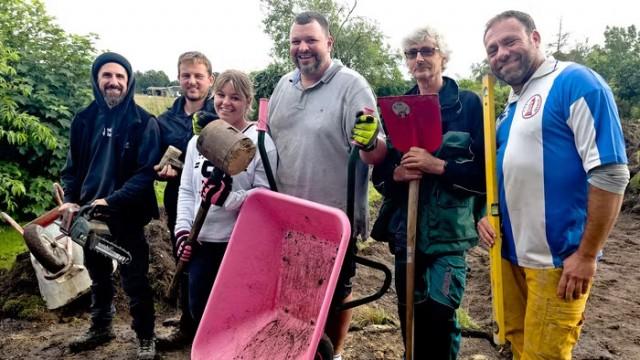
0;217;177;323
622;121;640;213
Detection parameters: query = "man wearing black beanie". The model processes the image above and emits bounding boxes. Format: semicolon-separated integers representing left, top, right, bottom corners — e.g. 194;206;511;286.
60;52;160;359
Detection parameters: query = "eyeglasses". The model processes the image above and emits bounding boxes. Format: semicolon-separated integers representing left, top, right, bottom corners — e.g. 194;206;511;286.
404;47;440;59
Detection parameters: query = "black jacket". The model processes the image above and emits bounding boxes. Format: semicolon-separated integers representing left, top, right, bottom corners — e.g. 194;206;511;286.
157;96;216;158
156;96;216;212
61;52;161;224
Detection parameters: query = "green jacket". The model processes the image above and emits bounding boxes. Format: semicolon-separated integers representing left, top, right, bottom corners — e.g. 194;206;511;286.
371;78;486;255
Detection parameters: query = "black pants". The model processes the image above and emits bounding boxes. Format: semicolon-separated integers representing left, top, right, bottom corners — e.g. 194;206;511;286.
84;220;155;339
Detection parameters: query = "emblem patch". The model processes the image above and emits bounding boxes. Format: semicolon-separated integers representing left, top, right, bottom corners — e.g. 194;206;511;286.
391;101;411;118
522;94;542;119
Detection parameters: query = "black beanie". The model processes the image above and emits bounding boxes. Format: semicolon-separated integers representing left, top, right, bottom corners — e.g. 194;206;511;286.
91;52;133;83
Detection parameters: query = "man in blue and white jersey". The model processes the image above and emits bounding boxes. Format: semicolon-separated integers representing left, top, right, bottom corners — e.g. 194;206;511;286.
477;10;629;359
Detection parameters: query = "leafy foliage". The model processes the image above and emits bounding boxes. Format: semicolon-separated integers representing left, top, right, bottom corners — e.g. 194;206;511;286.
134;70;172;93
0;0;96;219
259;0;406;96
549;25;640;119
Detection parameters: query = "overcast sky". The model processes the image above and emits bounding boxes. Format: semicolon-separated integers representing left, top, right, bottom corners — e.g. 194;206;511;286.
43;0;638;80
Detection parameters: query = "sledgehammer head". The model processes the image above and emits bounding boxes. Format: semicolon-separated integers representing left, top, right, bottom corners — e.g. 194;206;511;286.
197;121;256;176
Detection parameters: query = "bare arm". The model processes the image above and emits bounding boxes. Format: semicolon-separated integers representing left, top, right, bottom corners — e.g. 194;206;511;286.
556;185;623;300
359;137;387;165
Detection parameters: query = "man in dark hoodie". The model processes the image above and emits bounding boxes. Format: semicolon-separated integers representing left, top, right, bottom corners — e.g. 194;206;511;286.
154;51;216;349
60;52;160;360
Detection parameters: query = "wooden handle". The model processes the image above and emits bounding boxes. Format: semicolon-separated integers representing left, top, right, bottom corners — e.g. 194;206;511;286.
165;200;212;305
1;212;24;235
53;183;64;206
405;179;419;360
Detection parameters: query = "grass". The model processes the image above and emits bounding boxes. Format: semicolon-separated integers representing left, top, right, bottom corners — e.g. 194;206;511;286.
457;307;481;329
0;225;26;270
135;94;174;116
155;180;166;206
352;304;396;328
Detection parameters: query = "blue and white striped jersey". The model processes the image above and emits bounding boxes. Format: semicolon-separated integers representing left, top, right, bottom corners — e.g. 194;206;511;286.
496;58;627;268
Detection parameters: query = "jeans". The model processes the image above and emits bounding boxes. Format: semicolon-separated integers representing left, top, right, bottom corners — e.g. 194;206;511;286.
187;241;228;325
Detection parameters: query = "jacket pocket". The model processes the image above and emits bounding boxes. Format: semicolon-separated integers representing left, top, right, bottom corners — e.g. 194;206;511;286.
420;186;478;254
435;131;472;162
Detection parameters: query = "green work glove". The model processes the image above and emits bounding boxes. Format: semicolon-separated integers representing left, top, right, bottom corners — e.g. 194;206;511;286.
351;110;380;152
192;110;219;135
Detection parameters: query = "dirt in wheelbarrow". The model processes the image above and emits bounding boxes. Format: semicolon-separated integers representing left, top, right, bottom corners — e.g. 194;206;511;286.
1;211;640;359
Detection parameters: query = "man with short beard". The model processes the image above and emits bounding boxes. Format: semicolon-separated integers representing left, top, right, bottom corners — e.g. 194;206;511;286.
268;11;386;360
477;10;628;359
61;52;161;360
155;51;217;349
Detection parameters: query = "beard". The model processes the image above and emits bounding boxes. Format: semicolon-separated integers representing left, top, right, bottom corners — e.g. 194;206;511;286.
101;86;126;108
494;49;536;87
185;88;208;102
294;53;321;76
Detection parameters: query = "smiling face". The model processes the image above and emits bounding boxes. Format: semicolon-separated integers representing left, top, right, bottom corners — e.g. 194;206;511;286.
97;62;128;108
214;81;249;129
289;20;333;82
484;17;544;91
405;37;445;85
179;61;214;102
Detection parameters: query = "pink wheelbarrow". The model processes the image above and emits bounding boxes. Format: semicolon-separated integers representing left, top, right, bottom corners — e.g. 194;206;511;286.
191;185;391;360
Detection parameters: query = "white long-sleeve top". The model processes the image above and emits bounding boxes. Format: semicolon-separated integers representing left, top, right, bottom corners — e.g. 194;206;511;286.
175;124;277;243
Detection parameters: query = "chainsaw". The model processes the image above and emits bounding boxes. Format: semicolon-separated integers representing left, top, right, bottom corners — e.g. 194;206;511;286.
59;204;132;265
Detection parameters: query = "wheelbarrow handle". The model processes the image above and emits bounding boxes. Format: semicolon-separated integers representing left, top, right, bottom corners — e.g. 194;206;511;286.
333;254;392;311
1;212;24;235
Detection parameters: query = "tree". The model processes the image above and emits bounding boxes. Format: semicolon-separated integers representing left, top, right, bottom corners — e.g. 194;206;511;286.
259;0;405;95
547;19;570;59
0;0;96;218
586;25;640;119
134;70;171;93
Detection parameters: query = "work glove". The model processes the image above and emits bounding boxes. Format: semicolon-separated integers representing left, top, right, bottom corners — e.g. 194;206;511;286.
192;110;219;135
351;109;380;152
201;170;233;207
175;230;192;262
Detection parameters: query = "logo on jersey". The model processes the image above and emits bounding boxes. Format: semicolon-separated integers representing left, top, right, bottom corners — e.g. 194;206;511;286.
102;127;112;137
522;94;542;119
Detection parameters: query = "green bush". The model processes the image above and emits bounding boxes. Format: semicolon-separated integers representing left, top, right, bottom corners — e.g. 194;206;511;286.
0;0;95;220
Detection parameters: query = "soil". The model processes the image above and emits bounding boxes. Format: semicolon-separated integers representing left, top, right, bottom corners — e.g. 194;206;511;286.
3;122;640;360
1;209;639;360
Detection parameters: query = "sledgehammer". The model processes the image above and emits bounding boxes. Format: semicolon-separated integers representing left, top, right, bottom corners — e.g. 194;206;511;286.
166;120;256;305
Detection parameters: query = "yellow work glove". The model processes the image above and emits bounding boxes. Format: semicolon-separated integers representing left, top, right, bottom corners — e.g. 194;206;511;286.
192;110;219;135
351;110;380;152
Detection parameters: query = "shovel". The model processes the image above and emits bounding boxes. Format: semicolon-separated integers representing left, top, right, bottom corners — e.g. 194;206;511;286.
378;94;441;360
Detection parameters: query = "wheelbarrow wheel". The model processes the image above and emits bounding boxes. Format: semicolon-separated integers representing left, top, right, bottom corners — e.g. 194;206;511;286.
314;334;334;360
23;224;68;273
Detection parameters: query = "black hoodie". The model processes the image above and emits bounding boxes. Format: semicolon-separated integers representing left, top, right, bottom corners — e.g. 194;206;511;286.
61;52;161;223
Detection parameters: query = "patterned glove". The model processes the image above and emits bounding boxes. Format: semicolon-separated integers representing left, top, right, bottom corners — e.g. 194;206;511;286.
175;230;191;262
192;110;219;135
351;109;380;152
201;170;233;207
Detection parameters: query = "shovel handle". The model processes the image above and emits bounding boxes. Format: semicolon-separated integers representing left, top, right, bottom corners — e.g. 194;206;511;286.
405;179;419;360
